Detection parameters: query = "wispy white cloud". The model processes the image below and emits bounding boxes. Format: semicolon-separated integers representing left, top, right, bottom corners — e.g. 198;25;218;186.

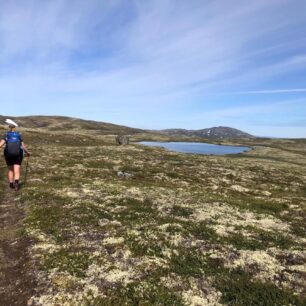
216;89;306;95
184;99;305;120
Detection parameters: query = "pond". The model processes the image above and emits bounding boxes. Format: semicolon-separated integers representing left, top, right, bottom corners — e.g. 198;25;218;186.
138;141;251;155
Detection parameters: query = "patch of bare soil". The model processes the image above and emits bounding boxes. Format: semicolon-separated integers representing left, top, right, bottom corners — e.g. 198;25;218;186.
0;181;35;306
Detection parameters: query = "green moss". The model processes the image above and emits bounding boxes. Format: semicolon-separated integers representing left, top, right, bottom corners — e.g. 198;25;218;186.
216;268;305;306
283;210;306;238
224;233;265;251
42;249;91;277
222;228;295;251
115;197;155;224
225;195;289;216
46;175;75;187
255;229;296;249
164;224;187;235
20;189;71;206
188;221;219;242
170;205;193;217
169;248;206;277
24;205;67;241
167;171;181;179
85;280;184;306
125;236;151;257
85;159;114;169
170;249;306;306
125;232;168;258
70;203;112;227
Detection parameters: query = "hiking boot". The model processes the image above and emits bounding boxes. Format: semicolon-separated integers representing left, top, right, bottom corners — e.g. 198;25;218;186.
14;182;20;191
9;182;14;189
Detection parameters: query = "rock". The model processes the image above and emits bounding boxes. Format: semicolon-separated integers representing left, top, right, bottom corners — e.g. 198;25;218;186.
98;218;111;227
262;191;272;196
116;135;129;145
230;185;249;193
117;171;133;179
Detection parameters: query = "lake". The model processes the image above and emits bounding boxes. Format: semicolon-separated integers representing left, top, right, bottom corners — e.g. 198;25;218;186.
138;141;251;155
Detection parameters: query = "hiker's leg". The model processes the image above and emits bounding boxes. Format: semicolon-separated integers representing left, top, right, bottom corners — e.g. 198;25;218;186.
7;166;14;183
13;164;21;190
13;164;21;181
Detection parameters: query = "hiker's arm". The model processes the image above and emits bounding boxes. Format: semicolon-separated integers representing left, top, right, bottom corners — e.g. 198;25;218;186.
0;139;5;148
21;142;31;156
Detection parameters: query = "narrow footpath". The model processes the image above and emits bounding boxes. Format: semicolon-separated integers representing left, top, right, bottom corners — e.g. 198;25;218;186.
0;174;35;306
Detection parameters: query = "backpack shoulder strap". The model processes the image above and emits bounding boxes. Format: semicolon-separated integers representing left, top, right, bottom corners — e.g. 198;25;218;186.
16;132;22;142
4;132;9;142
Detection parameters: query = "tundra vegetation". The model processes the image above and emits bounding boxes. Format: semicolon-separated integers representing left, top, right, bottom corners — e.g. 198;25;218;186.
0;121;305;306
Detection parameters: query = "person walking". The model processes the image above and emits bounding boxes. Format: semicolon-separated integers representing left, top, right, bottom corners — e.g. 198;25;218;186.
0;119;30;191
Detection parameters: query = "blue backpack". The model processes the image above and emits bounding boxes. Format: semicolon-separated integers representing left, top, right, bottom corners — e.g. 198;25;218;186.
4;132;22;158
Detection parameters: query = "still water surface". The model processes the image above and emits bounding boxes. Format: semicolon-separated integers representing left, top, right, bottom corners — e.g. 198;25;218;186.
139;141;251;155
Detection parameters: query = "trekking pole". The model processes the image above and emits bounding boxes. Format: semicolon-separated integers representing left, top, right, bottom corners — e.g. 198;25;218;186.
24;155;30;187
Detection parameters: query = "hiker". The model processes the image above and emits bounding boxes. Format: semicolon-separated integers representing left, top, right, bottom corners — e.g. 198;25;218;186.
0;119;30;191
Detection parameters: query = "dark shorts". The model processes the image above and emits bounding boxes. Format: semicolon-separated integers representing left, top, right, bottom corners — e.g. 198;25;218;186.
4;155;23;166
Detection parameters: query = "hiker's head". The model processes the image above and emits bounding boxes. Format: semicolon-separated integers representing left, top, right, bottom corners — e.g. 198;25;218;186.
5;119;18;131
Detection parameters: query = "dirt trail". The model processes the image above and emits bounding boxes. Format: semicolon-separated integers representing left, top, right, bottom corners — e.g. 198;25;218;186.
0;180;35;306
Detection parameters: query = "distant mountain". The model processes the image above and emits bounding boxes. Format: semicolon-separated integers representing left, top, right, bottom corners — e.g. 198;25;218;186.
158;126;253;138
0;116;253;139
0;115;143;135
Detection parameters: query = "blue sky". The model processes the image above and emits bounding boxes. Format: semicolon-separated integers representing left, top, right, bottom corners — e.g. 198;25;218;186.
0;0;305;137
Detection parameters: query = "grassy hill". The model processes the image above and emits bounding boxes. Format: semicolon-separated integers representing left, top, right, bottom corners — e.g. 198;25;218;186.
0;116;305;305
0;115;144;135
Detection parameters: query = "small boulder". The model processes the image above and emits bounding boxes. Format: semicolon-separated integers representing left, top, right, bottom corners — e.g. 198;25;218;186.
117;171;133;179
116;135;129;145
